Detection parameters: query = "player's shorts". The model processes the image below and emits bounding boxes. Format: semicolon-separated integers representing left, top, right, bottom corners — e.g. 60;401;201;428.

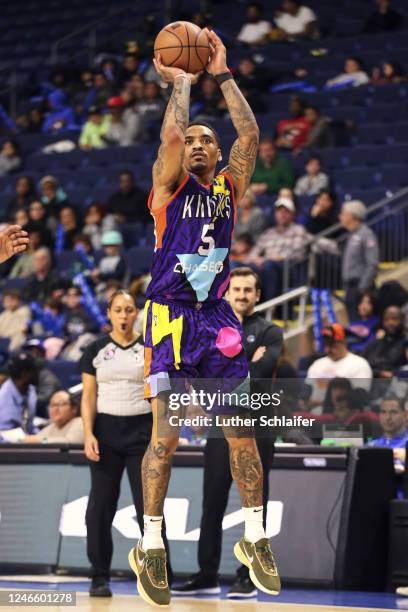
143;297;249;412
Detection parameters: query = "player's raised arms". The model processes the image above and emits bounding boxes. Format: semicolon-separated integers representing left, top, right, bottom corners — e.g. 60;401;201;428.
205;28;260;201
151;54;202;208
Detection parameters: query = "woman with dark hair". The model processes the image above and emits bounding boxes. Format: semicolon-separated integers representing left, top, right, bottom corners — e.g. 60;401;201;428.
80;290;171;597
3;176;36;222
23;390;83;443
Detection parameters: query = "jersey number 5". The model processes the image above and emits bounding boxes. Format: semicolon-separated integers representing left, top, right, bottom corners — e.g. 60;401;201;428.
198;223;215;256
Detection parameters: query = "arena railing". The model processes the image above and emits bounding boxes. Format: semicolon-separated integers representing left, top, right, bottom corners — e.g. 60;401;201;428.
281;186;408;297
255;285;309;339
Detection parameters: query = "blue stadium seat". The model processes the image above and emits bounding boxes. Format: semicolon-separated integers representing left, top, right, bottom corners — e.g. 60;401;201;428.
127;246;153;277
46;360;81;388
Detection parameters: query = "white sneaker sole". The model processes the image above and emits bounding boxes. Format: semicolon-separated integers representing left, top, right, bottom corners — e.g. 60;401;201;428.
227;590;258;599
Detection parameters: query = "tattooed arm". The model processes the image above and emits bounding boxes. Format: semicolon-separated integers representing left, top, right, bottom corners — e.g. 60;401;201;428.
205;29;259;201
151;55;202;210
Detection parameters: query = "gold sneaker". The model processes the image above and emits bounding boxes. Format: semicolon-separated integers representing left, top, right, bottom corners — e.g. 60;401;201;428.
233;537;281;595
128;540;170;607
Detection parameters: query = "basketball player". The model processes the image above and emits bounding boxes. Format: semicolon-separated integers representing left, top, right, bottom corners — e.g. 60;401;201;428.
128;29;280;607
0;225;29;264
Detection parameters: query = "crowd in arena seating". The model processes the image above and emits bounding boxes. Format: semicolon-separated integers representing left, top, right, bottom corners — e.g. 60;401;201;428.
0;0;407;457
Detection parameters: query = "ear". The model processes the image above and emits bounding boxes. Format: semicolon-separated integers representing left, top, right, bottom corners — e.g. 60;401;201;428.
218;149;222;162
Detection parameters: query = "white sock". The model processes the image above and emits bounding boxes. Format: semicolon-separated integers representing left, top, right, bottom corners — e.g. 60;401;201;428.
243;506;266;543
142;515;164;550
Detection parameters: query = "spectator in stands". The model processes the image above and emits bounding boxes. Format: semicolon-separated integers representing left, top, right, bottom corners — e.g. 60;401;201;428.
72;69;95;118
347;290;379;353
234;57;270;93
14;208;29;228
90;231;127;286
305;324;373;409
135;82;165;121
363;0;403;33
276;96;311;151
193;77;225;120
332;388;363;425
303;106;335;150
40;175;68;219
23;247;58;304
323;377;353;414
249;197;310;300
0;289;30;351
28;200;56;234
4;176;36;222
364;305;406;380
340;200;379;320
250;137;295;195
104;96;143;146
106;171;149;224
17;106;44;134
273;0;319;41
326;58;370;89
370;397;408;471
371;61;406;85
59;206;81;251
23;338;61;419
24;390;83;444
234;188;268;241
118;53;141;87
9;225;43;278
0;353;38;436
295;155;330;196
42;90;77;134
79;106;110;151
62;285;98;341
0;139;21;176
83;203;116;251
236;3;272;45
230;233;254;267
92;71;115;108
304;190;337;234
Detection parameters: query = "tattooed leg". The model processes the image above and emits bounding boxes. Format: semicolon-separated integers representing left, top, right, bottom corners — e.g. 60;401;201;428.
142;393;181;516
223;423;263;508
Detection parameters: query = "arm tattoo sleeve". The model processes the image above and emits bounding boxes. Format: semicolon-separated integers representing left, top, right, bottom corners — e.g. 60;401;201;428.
160;77;191;141
220;79;259;184
220;79;259;138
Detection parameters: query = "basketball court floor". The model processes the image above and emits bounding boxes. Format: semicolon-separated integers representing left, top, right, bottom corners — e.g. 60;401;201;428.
0;578;407;611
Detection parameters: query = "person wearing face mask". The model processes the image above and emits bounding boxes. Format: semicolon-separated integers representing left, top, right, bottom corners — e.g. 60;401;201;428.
80;290;172;598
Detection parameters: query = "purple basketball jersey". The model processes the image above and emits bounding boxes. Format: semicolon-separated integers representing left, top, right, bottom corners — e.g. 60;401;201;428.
145;172;236;304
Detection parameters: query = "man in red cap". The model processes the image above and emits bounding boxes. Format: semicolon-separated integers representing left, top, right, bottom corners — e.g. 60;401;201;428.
105;96;142;146
305;323;372;411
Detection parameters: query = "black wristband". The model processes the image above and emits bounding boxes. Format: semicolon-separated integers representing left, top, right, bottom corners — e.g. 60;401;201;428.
214;71;233;86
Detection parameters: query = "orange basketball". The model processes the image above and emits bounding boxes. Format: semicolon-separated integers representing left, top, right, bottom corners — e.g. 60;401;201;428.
154;21;210;74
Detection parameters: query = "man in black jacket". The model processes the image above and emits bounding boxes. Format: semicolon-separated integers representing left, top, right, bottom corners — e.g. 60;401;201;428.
173;267;283;598
106;171;150;225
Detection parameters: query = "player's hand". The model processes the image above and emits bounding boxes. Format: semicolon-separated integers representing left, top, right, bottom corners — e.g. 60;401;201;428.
204;29;228;76
84;434;100;462
0;225;29;264
153;54;203;85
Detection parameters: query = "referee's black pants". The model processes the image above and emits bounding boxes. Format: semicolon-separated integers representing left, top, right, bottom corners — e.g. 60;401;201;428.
85;412;173;583
198;435;273;579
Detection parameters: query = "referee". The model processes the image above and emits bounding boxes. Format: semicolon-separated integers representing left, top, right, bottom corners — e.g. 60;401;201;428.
81;290;171;597
173;267;283;598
